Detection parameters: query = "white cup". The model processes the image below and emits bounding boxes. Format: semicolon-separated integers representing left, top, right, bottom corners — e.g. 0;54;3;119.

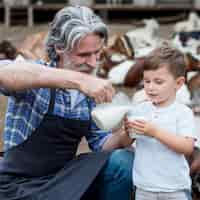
127;115;146;139
91;92;131;131
92;105;130;131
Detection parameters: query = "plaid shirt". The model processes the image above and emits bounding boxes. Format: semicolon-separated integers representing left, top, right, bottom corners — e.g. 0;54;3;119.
0;60;112;152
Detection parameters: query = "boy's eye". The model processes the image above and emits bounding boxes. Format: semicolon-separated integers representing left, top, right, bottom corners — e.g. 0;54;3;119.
144;80;150;84
155;80;164;84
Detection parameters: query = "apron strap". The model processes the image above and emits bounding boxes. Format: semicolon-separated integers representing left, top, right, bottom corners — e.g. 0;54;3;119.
86;97;93;127
48;89;56;114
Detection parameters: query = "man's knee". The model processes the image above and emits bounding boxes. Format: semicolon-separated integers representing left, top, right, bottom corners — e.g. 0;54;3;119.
109;148;134;167
101;149;134;181
97;149;134;200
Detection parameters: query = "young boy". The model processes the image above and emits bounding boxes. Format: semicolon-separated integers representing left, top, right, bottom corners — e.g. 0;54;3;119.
126;43;196;200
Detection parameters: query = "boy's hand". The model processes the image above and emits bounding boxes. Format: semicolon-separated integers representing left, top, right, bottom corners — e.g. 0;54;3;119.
126;119;157;137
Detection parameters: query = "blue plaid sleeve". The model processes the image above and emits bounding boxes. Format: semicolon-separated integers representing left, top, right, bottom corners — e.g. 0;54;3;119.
87;121;112;152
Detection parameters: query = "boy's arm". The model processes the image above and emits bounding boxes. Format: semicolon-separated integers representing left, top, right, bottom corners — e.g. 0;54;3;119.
152;127;194;156
128;119;195;156
0;61;114;103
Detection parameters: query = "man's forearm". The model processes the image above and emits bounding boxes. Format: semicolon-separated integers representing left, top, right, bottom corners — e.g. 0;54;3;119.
0;62;82;91
0;61;115;103
102;129;133;151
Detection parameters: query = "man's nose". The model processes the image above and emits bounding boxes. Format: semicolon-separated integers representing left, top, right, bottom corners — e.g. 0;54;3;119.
86;53;98;68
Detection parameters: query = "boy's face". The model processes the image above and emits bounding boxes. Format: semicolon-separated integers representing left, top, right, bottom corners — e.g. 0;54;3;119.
143;65;185;107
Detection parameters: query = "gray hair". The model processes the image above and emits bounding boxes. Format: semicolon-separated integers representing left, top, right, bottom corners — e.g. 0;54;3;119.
45;6;108;63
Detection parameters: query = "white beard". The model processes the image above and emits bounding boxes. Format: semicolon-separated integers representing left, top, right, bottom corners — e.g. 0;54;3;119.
62;55;99;76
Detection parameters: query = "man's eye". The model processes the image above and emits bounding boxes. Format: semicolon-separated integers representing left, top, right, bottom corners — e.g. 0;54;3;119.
79;50;101;58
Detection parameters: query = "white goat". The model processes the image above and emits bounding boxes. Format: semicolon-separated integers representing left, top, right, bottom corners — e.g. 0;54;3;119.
126;19;160;48
172;34;200;59
108;60;135;85
174;12;200;32
125;19;160;57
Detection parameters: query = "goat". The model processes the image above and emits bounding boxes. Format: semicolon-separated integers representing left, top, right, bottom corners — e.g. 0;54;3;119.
174;12;200;33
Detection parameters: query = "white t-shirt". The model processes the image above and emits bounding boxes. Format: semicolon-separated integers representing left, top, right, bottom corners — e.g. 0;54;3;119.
129;100;196;192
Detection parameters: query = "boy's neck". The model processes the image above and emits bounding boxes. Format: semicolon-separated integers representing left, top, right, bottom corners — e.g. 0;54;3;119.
152;96;176;108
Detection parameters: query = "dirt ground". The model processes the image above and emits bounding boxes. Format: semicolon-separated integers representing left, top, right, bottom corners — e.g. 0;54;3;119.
0;21;177;152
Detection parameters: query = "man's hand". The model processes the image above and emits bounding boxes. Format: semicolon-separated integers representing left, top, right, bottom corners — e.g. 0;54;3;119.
102;118;134;151
79;73;115;103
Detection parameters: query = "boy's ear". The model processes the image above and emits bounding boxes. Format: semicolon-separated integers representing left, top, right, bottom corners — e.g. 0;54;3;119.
176;76;185;90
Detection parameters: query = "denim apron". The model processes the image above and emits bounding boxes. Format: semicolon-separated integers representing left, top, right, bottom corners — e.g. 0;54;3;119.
0;89;110;200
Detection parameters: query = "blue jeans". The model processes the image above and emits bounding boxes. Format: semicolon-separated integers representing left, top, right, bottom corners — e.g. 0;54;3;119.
97;149;134;200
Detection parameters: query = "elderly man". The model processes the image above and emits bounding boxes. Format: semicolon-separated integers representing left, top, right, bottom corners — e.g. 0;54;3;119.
0;6;134;200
